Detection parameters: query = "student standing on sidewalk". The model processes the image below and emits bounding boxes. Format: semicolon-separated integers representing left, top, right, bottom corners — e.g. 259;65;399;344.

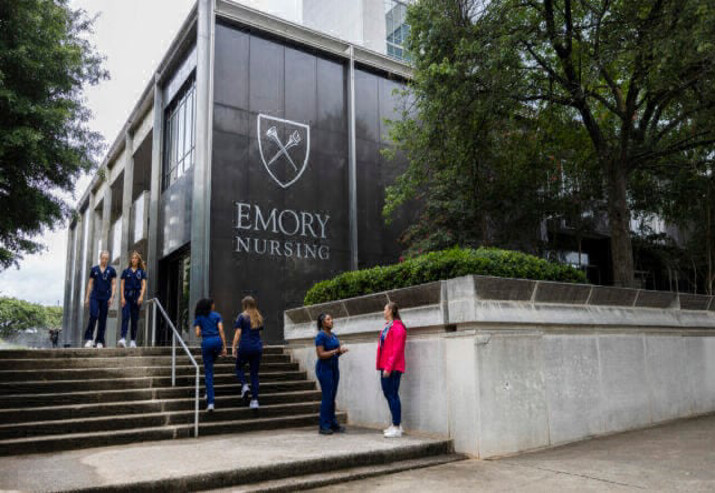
118;251;147;348
194;298;227;412
315;313;348;435
83;251;117;348
232;296;264;409
377;302;407;438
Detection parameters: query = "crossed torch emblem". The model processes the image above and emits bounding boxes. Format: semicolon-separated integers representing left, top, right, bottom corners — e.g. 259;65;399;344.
265;126;302;172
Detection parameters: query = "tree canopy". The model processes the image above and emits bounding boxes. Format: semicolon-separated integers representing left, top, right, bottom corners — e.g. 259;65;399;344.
0;0;107;270
385;0;715;288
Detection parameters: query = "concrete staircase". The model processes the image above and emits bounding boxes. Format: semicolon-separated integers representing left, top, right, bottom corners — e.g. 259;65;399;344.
0;346;342;456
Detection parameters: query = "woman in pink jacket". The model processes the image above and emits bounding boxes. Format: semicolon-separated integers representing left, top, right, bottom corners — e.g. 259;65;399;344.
376;301;407;438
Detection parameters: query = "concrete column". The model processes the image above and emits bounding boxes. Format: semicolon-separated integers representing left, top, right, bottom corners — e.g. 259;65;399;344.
61;224;76;345
71;212;85;346
120;132;135;280
347;45;359;270
189;0;215;343
100;184;112;260
77;193;97;344
147;76;164;307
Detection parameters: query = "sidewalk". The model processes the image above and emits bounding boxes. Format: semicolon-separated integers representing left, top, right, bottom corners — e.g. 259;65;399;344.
309;413;715;492
0;426;450;492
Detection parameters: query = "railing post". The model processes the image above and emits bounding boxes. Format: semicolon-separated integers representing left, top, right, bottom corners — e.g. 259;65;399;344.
152;303;157;347
195;367;200;437
172;332;176;387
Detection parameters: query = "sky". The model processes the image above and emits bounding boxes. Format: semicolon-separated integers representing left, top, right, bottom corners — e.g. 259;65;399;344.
0;0;199;305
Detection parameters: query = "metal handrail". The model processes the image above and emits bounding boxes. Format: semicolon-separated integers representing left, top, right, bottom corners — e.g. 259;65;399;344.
144;298;200;438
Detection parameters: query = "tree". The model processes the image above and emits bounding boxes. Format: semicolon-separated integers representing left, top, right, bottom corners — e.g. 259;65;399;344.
387;0;715;286
0;0;107;270
0;297;61;338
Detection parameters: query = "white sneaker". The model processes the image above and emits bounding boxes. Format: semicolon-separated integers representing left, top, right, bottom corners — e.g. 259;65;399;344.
384;425;403;438
249;399;259;409
207;403;215;412
240;384;250;399
383;425;396;435
129;340;137;348
96;342;104;349
118;338;126;348
84;340;93;348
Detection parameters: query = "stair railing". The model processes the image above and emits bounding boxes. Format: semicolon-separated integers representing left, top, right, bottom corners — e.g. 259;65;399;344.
144;298;200;437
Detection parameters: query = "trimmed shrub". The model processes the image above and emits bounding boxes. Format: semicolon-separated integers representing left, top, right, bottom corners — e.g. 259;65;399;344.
304;247;587;305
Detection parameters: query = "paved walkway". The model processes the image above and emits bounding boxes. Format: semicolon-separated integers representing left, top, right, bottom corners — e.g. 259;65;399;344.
0;427;445;492
309;414;715;492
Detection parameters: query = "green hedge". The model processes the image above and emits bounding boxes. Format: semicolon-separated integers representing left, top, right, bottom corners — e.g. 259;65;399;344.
304;247;587;305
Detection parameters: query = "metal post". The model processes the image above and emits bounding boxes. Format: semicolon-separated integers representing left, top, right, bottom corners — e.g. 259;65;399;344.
195;368;200;437
172;332;176;387
152;303;157;347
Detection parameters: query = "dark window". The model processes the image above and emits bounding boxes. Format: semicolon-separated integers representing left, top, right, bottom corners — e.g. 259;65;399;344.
163;75;197;190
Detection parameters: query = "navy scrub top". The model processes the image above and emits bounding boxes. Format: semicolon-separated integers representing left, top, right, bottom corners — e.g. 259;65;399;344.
121;268;146;298
194;312;222;338
315;330;340;370
89;265;117;300
234;314;263;352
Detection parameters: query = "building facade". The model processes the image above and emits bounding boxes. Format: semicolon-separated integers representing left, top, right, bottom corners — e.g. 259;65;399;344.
62;0;412;346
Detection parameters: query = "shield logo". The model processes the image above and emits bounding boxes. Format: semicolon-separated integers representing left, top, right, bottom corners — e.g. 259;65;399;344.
257;114;311;189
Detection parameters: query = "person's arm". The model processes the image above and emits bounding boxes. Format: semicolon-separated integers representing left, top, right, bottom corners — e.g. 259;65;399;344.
109;276;116;307
84;279;93;306
382;326;406;378
138;278;146;306
218;322;227;356
194;324;201;339
232;323;240;356
120;278;126;308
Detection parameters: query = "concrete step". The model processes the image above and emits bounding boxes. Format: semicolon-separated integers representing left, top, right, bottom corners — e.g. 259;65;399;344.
0;353;292;370
0;345;285;358
0;370;308;395
0;361;299;381
0;401;323;440
0;390;323;424
0;380;316;408
55;431;453;492
212;453;468;492
0;412;347;456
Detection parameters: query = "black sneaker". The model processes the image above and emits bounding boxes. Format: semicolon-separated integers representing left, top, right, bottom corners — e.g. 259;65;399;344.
331;425;346;433
318;428;334;435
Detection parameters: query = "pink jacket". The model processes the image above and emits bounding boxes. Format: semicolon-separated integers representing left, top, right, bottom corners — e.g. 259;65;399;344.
376;319;406;373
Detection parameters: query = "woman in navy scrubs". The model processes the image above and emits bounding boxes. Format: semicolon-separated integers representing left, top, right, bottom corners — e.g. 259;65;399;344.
194;298;227;411
83;251;117;348
315;313;348;435
232;296;263;409
118;251;147;348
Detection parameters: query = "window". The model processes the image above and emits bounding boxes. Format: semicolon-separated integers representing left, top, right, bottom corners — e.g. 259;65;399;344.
385;0;411;61
163;75;197;189
111;219;122;262
132;193;147;244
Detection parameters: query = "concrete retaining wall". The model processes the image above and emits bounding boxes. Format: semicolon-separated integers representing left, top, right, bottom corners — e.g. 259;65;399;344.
284;276;715;458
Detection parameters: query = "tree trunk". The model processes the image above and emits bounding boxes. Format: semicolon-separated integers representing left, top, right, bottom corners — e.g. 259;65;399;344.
606;160;636;287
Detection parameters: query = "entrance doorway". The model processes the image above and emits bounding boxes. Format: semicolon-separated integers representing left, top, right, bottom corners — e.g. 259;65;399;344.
157;247;191;346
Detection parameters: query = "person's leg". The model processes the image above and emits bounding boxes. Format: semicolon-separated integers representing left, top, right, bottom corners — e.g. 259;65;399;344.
389;372;402;426
249;350;261;400
129;301;140;341
330;366;340;428
120;301;130;340
95;300;109;346
202;340;217;405
83;298;99;342
316;365;335;430
235;351;247;387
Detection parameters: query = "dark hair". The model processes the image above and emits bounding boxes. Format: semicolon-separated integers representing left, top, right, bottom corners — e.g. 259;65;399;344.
387;302;401;321
316;313;327;330
195;298;213;318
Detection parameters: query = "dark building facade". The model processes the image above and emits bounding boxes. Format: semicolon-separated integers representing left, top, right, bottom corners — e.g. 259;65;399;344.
62;1;411;345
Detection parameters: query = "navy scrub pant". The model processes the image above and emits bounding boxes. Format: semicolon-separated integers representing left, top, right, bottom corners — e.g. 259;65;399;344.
236;348;262;399
201;336;223;405
316;362;340;430
83;297;109;346
120;297;140;340
381;371;402;426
